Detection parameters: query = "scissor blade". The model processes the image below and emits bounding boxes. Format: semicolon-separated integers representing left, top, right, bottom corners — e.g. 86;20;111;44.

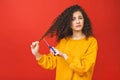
43;38;50;47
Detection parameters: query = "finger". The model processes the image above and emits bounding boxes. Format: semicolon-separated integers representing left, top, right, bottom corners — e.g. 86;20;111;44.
32;42;36;46
30;45;33;48
33;41;39;46
31;43;36;49
35;41;39;43
50;49;54;53
30;44;35;48
32;41;37;46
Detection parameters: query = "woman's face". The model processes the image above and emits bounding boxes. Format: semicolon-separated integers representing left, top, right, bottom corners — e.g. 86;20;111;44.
71;11;84;32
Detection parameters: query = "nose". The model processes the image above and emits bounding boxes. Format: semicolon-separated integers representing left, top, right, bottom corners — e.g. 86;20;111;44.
76;19;80;24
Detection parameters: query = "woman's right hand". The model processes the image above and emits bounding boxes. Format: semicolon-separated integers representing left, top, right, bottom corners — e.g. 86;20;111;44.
30;41;40;57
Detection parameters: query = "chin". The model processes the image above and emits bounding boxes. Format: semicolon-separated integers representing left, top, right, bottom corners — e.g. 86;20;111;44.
74;29;82;32
75;28;82;31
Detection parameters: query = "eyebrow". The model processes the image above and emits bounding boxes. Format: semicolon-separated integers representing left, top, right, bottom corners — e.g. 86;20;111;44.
72;15;83;18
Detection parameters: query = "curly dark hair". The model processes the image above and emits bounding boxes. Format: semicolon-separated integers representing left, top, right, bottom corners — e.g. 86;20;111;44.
40;4;93;42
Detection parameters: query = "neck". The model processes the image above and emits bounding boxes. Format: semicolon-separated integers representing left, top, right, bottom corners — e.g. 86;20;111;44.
71;31;85;40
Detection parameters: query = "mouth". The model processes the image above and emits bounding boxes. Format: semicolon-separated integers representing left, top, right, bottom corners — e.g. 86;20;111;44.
76;25;81;27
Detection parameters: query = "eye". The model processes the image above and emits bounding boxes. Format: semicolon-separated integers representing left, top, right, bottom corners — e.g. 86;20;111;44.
72;17;75;21
78;17;83;19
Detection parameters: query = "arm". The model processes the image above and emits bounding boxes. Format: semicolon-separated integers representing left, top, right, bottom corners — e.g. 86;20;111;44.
37;53;57;70
30;41;57;70
59;38;98;75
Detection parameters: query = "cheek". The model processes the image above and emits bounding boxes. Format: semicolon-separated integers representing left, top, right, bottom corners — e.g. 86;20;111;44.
80;19;83;23
71;21;75;26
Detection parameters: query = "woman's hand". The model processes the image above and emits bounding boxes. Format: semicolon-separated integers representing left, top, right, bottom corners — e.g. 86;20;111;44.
58;51;68;60
49;47;60;56
50;48;68;60
30;41;40;59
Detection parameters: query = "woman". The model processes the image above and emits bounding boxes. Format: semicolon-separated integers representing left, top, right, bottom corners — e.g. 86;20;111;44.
30;4;98;80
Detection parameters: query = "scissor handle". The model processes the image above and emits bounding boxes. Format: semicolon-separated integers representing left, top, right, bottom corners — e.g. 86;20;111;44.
49;46;56;55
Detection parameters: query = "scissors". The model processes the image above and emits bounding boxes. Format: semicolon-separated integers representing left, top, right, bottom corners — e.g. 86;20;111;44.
42;38;56;55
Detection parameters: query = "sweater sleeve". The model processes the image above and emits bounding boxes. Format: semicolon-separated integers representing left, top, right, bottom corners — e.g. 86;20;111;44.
36;42;61;70
66;38;98;75
37;53;57;70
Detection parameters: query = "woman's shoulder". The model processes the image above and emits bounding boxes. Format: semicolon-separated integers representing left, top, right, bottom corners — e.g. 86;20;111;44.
59;36;97;43
87;36;98;46
88;36;97;42
55;38;68;48
56;38;67;44
60;38;69;42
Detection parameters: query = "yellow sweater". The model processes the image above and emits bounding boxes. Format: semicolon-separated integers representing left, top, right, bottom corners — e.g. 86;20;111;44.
37;36;98;80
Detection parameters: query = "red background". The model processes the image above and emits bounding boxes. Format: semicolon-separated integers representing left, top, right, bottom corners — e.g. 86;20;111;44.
0;0;120;80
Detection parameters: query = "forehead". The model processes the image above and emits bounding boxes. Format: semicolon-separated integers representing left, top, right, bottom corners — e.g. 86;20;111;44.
72;11;83;17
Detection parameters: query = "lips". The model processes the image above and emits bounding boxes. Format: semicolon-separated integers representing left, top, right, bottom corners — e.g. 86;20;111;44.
76;25;81;27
